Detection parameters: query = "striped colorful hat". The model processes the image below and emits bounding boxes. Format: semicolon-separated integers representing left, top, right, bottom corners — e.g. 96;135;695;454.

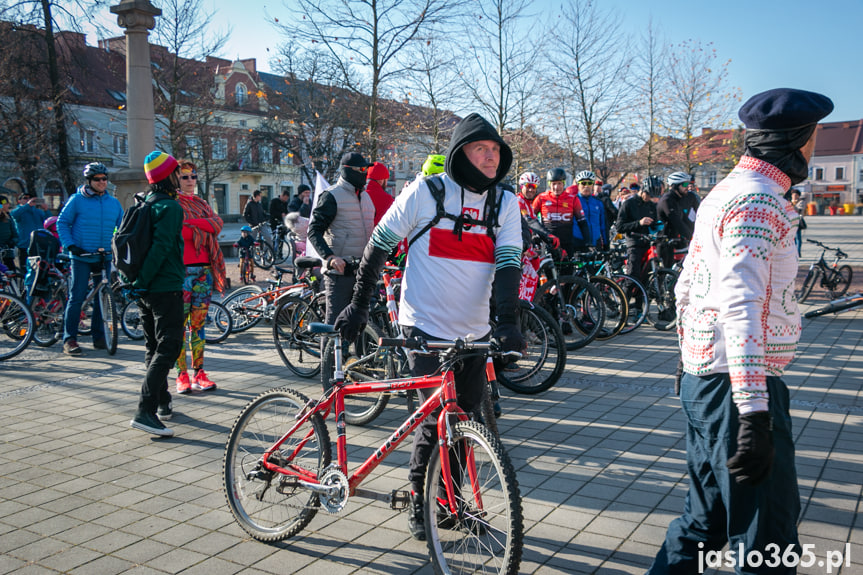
144;150;179;184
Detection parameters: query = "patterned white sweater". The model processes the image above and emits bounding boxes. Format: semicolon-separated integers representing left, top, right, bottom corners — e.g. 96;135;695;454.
675;156;801;414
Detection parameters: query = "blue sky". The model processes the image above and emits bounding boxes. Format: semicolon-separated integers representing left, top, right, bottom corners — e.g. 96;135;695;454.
95;0;862;122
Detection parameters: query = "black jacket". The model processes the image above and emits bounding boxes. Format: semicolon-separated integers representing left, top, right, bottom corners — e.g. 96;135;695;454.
269;197;288;227
616;195;657;247
243;199;266;227
657;190;699;242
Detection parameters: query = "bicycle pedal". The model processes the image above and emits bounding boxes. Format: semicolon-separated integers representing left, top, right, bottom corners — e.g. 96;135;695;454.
389;489;411;510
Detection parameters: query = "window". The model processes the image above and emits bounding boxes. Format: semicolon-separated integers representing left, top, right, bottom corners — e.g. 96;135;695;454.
259;144;273;165
112;134;127;155
708;171;717;186
279;149;292;166
79;128;96;153
185;136;201;159
859;169;863;183
835;166;845;180
212;137;227;160
213;116;223;125
814;168;824;181
239;119;247;127
238;139;252;168
235;83;247;106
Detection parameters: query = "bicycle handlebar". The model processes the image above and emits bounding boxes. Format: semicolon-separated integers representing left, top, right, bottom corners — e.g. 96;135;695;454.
805;239;847;258
377;336;522;360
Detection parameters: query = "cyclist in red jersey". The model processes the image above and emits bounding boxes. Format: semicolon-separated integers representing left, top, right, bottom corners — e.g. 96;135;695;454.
516;171;540;219
531;167;589;257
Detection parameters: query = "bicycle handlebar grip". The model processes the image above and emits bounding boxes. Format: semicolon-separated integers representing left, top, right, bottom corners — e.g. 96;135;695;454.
378;336;425;349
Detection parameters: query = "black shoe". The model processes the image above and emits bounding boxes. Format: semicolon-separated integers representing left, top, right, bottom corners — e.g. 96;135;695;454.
130;411;174;437
157;402;173;421
93;340;107;350
493;402;502;419
408;491;426;541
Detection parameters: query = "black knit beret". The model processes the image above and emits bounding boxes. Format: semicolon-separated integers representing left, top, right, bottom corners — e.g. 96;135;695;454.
738;88;833;130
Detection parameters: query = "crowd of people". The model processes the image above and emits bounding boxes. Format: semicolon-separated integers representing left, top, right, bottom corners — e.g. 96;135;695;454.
2;86;835;572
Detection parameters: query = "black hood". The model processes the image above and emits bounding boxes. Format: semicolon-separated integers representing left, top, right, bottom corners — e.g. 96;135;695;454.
445;113;512;192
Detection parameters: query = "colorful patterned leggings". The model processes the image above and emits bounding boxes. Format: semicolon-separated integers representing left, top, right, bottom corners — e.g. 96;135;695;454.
176;265;213;373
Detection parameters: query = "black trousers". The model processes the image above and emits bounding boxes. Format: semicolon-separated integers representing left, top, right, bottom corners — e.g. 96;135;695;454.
626;244;649;284
321;273;356;389
138;291;184;414
404;325;487;493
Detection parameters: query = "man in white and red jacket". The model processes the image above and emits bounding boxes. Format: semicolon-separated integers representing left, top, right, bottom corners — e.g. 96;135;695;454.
648;88;833;574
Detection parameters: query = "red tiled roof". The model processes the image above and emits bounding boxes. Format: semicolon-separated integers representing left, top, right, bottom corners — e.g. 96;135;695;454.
813;120;863;156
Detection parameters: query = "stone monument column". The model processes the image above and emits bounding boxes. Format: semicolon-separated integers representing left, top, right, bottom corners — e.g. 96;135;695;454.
109;0;162;207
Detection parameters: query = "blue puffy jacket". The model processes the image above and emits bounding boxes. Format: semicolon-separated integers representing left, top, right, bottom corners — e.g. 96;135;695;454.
11;204;49;249
57;186;124;262
572;193;607;248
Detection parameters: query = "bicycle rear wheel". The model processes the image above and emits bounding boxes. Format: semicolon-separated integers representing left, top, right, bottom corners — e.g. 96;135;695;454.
797;268;818;303
223;387;332;542
613;274;648;334
646;269;678;331
98;287;118;355
121;300;145;340
222;286;265;332
829;265;853;299
273;294;323;378
0;293;35;361
204;301;233;344
30;296;64;347
589;275;628;340
553;275;605;350
425;420;523;575
321;322;392;426
497;300;565;395
253;240;274;270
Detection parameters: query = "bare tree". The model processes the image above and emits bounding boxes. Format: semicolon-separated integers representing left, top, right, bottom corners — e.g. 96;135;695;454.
0;0;112;195
255;47;367;182
548;0;631;174
274;0;450;159
150;0;230;200
660;39;739;173
458;0;539;136
630;19;667;178
396;34;465;155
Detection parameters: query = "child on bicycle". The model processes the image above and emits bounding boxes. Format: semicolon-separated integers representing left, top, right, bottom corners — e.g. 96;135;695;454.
234;225;256;283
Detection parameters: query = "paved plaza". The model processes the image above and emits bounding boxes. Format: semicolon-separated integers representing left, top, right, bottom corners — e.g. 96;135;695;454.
1;217;862;574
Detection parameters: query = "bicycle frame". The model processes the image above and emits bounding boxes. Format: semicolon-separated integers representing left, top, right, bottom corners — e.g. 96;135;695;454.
261;332;486;515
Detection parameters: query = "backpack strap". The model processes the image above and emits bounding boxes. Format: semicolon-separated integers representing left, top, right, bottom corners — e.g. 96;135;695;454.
408;176;453;248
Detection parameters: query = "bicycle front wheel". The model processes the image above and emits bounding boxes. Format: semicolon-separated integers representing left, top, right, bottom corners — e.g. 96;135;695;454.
558;275;605;350
321;322;392;426
204;301;233;344
98;287;118;355
222;286;265;332
646;269;678;331
426;420;523;575
0;293;35;361
273;295;323;378
497;300;565;395
121;300;145;340
797;267;818;303
223;387;332;542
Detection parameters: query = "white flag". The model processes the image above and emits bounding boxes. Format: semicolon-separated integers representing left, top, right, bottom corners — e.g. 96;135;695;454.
304;171;331;261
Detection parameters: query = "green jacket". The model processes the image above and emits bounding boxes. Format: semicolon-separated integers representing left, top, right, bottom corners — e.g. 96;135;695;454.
134;192;184;292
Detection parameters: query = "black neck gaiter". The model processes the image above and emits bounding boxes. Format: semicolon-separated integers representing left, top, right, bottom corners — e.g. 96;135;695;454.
743;124;816;186
340;168;366;192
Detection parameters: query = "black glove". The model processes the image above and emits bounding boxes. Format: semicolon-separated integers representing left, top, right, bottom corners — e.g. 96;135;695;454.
334;302;368;343
726;411;774;486
67;245;84;256
493;321;525;355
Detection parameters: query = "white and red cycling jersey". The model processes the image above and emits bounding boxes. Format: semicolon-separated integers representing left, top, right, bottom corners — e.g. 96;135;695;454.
516;193;536;220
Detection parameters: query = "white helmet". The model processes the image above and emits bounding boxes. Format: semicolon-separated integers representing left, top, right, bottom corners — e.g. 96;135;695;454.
667;172;692;186
575;170;597;183
518;171;540;186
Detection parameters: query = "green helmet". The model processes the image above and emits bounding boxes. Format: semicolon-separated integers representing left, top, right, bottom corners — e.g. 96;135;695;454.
422;154;445;176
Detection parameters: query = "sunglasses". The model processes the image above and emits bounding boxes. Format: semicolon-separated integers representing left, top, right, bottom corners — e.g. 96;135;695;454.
578;180;595;186
91;177;108;182
181;174;198;180
523;183;537;189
